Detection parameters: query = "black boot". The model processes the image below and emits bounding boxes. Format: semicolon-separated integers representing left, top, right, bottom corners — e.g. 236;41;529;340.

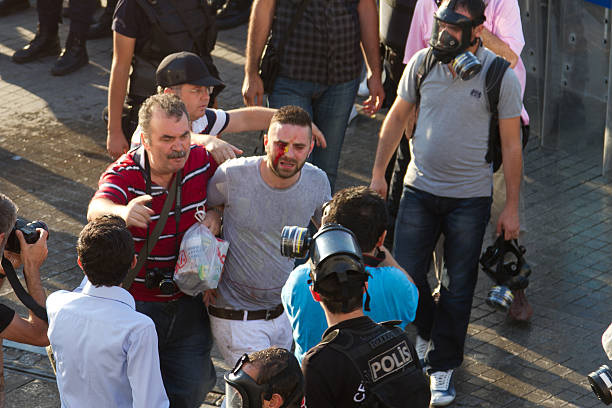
50;31;89;76
216;0;252;30
12;26;60;63
0;0;28;16
87;0;115;39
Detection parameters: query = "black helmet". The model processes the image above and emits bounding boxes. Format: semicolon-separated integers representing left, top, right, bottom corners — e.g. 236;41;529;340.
156;52;225;94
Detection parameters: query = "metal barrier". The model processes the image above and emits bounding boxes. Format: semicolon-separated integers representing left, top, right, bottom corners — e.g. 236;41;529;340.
519;0;612;177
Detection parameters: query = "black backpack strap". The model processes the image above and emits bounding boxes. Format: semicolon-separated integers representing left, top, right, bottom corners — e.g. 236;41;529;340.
484;56;510;172
414;47;436;109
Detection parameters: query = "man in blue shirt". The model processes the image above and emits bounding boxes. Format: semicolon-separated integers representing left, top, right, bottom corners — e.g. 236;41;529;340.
282;186;419;362
47;215;169;408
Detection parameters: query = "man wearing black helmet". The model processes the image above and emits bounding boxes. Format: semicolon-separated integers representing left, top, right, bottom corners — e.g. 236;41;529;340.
369;0;522;405
129;52;326;164
300;224;429;408
224;347;305;408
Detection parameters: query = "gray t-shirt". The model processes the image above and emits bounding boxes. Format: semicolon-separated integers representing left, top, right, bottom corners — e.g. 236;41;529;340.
398;46;522;198
207;156;331;310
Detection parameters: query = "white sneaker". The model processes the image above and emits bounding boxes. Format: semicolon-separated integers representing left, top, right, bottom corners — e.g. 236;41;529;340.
429;369;456;406
415;335;429;368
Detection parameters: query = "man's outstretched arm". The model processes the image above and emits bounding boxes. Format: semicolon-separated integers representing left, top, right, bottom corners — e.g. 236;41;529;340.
370;97;416;199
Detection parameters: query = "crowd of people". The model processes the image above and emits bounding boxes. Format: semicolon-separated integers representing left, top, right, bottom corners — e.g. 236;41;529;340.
0;0;533;406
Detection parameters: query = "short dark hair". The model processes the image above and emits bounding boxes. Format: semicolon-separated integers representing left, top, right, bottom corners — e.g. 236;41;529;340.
77;215;134;287
249;347;303;406
270;105;312;141
313;270;365;314
452;0;485;25
0;194;17;237
138;93;189;142
325;187;388;253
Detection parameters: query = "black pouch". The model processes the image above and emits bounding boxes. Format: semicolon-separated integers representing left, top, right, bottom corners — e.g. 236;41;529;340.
259;37;280;94
102;104;139;144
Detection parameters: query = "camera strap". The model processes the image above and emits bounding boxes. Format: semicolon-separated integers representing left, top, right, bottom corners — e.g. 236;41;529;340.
122;153;182;290
1;256;48;323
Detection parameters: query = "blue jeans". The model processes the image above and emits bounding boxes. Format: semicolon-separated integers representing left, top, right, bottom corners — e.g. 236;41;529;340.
393;186;491;372
136;295;216;408
268;75;360;191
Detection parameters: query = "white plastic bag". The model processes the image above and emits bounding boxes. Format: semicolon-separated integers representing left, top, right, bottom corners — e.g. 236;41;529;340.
174;207;229;296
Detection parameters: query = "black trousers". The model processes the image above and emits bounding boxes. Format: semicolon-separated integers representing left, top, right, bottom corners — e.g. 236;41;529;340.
38;0;97;35
382;45;411;248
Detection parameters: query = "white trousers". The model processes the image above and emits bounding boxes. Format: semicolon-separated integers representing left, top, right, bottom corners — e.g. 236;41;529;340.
210;312;293;367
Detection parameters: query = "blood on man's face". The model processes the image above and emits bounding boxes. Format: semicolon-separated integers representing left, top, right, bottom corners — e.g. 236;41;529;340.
265;123;312;179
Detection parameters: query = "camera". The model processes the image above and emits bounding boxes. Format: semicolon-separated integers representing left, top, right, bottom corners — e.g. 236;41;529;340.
280;224;363;267
144;267;177;295
5;218;48;254
479;235;531;312
588;365;612;405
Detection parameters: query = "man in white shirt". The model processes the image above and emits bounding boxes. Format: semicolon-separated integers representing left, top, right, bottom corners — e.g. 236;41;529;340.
46;215;168;408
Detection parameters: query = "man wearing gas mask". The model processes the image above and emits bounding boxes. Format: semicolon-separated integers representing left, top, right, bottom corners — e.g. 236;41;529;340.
402;0;533;323
224;347;305;408
370;0;522;405
298;224;430;407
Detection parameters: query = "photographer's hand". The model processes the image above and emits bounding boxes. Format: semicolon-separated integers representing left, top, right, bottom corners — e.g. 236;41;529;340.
0;229;49;347
19;229;48;276
378;246;415;284
2;250;22;270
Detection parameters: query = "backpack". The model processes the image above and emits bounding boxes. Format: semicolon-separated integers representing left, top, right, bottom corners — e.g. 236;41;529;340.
414;48;527;172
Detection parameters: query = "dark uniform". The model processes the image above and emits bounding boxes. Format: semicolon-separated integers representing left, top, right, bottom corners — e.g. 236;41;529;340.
379;0;417;247
302;316;430;408
37;0;97;36
112;0;219;139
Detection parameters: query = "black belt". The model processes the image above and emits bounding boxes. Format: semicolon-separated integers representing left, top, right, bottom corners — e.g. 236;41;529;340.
208;304;284;321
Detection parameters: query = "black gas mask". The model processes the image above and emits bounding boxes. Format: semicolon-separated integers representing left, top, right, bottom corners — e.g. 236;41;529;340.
280;223;370;313
479;234;531;312
429;0;485;80
224;353;304;408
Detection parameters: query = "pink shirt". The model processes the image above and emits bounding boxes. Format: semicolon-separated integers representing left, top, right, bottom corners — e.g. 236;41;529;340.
403;0;529;123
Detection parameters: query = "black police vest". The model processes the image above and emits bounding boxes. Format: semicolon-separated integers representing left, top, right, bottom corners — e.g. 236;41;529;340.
130;0;218;99
322;321;430;408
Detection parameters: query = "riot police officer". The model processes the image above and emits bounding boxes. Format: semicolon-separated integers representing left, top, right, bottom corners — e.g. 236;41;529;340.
106;0;219;159
299;224;430;408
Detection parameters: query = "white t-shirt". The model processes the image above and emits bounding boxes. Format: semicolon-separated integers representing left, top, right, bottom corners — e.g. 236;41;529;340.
130;108;230;149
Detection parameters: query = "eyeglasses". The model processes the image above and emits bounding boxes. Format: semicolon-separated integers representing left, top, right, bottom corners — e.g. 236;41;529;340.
187;86;214;96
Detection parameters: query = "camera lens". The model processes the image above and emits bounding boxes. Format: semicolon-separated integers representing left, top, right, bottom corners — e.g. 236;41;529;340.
486;285;514;312
159;279;177;295
588;365;612;404
280;226;311;259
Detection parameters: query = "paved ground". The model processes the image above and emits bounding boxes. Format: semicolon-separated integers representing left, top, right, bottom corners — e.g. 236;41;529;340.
0;3;611;408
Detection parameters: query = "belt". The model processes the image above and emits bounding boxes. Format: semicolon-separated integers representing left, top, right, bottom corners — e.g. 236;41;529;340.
208;304;284;321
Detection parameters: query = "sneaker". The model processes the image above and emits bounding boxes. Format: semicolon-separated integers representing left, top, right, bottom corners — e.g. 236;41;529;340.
429;369;456;406
415;335;429;368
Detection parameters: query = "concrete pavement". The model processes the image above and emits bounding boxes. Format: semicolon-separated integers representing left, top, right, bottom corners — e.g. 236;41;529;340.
0;3;611;407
